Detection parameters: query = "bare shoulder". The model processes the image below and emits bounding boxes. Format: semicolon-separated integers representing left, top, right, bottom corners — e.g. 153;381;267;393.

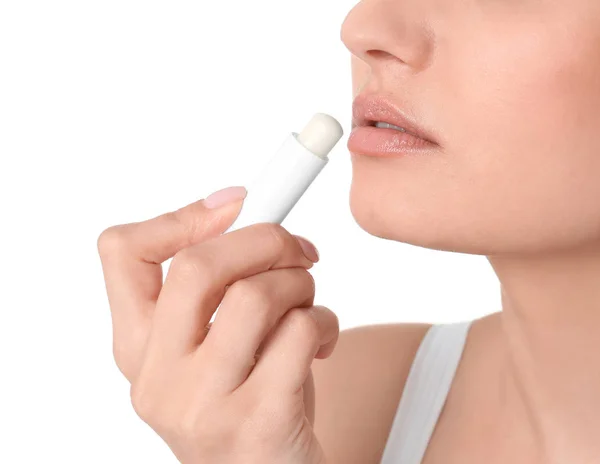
312;322;432;464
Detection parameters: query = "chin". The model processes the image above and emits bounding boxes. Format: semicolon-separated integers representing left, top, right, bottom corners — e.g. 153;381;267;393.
349;175;473;253
347;153;488;254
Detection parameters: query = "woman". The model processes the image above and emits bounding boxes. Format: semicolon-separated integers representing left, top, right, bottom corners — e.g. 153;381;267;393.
98;1;600;462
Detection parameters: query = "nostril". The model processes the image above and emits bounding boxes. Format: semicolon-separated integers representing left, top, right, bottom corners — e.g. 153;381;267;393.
366;49;396;61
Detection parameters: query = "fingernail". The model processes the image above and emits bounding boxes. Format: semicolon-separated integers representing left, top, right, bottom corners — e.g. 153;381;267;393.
294;235;320;263
204;186;247;209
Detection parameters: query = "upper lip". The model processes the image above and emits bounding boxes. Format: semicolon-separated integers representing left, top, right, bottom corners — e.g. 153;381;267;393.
352;93;438;145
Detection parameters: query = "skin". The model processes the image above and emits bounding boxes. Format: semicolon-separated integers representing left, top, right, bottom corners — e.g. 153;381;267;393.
98;0;600;463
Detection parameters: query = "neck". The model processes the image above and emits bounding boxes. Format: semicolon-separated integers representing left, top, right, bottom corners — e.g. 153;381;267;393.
488;243;600;462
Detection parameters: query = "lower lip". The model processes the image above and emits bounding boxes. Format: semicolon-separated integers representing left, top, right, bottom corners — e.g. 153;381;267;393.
347;126;438;157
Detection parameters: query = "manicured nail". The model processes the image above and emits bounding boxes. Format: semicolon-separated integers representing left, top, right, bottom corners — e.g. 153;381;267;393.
294;235;320;263
204;186;247;209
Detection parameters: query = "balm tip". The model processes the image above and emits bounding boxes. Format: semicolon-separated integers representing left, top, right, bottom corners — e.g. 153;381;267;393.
296;113;344;159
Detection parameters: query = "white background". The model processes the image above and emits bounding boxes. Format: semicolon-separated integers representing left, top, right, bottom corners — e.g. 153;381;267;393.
0;1;499;462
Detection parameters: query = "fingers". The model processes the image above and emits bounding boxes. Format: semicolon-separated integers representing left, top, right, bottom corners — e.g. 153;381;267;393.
146;223;318;360
97;191;245;379
198;267;316;390
245;305;339;394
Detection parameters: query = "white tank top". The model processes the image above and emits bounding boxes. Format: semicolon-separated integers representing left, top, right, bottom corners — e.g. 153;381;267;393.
380;321;473;464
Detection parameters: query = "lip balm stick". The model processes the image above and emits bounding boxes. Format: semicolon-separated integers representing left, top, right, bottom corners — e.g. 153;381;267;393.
225;113;344;233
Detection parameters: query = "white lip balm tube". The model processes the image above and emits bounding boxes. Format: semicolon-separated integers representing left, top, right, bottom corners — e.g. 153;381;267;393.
225;113;344;233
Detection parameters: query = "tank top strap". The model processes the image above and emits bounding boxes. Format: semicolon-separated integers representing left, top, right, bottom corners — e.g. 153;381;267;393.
380;320;473;464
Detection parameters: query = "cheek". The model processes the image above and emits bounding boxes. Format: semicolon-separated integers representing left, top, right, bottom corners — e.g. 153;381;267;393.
440;16;600;251
454;18;600;157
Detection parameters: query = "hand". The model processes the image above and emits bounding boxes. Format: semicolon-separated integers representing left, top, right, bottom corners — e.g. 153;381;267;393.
97;187;339;464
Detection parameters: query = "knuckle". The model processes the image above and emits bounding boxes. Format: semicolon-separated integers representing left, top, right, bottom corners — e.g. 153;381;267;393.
130;383;156;423
97;225;127;258
177;409;202;438
234;400;274;444
302;269;316;297
170;248;212;282
284;308;320;342
228;279;273;313
168;207;202;249
178;405;227;443
112;342;134;379
328;307;340;333
112;328;146;381
260;223;289;255
240;394;297;444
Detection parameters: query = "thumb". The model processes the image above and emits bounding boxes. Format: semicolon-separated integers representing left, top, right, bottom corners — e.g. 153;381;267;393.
124;185;247;265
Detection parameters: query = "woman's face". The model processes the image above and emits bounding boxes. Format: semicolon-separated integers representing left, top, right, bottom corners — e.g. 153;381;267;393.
342;0;600;255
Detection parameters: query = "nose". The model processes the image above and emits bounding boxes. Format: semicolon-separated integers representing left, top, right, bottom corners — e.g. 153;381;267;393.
341;0;433;72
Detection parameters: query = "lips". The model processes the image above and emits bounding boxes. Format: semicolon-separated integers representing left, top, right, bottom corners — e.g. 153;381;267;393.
348;94;439;157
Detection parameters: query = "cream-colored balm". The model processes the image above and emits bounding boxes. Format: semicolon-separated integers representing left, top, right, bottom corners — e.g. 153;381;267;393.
225;113;344;233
